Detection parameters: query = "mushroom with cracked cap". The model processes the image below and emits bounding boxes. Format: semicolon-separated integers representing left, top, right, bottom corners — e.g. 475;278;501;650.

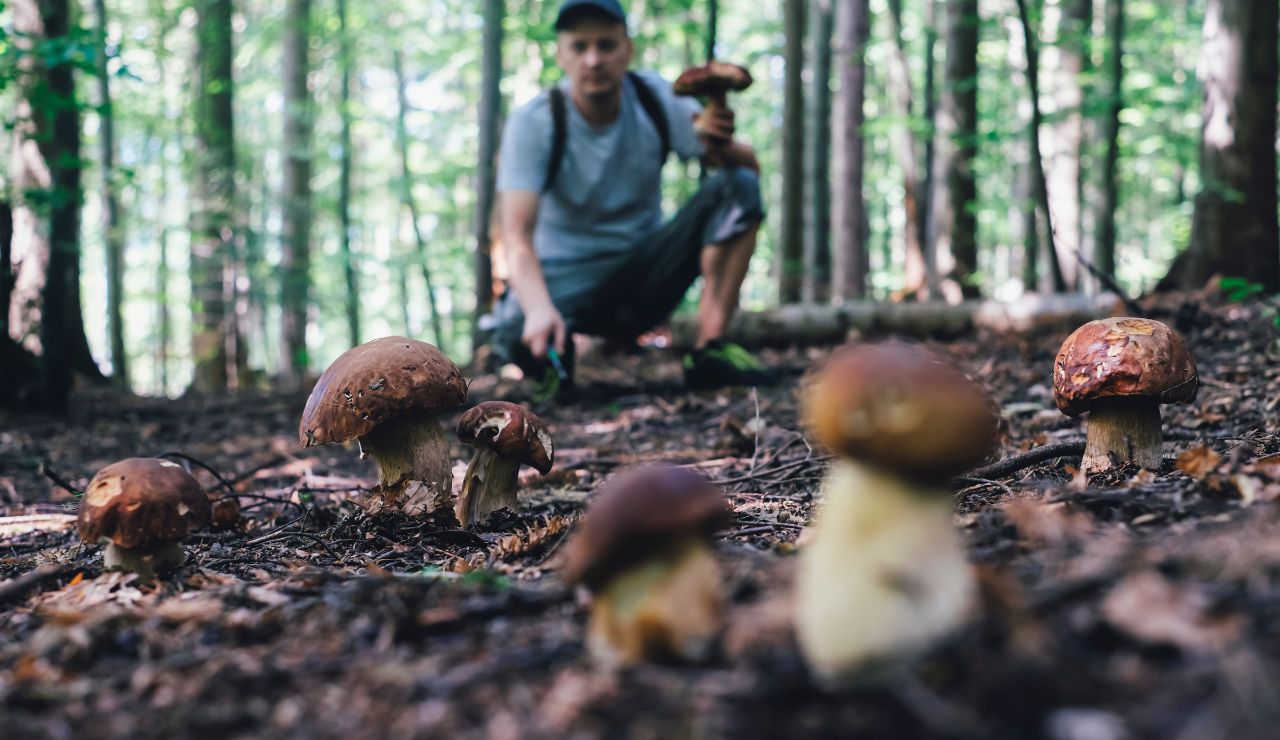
1053;317;1198;474
77;457;212;580
454;401;554;527
562;465;733;667
797;342;999;684
299;336;467;517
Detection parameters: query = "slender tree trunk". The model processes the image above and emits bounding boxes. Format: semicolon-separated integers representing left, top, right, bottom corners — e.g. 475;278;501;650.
920;0;939;298
392;49;444;347
831;0;869;301
94;0;128;387
337;0;359;349
280;0;312;376
1161;0;1277;291
1048;0;1090;291
885;0;925;298
929;0;980;300
803;0;833;304
474;0;503;352
190;0;238;392
779;0;806;303
1016;0;1065;294
706;0;717;61
1095;0;1124;283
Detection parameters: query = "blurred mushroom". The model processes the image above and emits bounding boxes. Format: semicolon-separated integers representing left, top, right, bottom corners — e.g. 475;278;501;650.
672;60;752;141
454;401;554;526
797;342;999;684
299;336;467;516
1053;317;1198;473
562;465;733;667
77;458;212;580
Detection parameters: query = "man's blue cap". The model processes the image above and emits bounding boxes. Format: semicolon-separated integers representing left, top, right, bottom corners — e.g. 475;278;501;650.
554;0;627;30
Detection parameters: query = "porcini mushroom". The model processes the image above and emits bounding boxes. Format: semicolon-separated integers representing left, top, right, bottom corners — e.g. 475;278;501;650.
454;401;554;527
299;336;467;517
672;60;752;141
797;342;999;684
1053;317;1198;474
77;458;212;580
562;465;733;667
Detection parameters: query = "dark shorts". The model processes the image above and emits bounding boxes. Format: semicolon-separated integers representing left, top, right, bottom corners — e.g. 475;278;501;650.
490;166;764;366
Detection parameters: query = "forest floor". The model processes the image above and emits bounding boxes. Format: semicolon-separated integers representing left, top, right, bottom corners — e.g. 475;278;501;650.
2;293;1280;739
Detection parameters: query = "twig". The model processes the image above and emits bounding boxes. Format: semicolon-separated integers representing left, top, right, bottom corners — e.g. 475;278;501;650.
0;563;71;605
957;441;1085;483
748;388;762;474
39;463;82;497
1072;248;1144;316
157;450;237;497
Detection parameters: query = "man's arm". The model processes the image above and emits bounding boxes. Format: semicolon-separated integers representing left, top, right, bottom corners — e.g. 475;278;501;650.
501;190;566;359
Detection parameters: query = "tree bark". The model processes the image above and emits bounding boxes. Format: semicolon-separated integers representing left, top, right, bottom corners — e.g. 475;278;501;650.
280;0;313;376
920;0;940;298
929;0;980;300
831;0;869;301
779;0;806;303
474;0;503;353
1015;0;1066;294
1049;0;1091;291
802;0;833;304
337;0;359;349
190;0;239;392
1095;0;1124;284
94;0;128;387
885;0;925;298
1160;0;1279;291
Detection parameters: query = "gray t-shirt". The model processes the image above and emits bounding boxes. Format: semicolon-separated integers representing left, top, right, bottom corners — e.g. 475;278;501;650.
496;70;703;264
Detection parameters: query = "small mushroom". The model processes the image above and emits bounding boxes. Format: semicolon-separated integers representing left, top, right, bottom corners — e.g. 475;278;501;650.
562;465;733;667
299;336;467;517
77;458;212;580
797;342;999;684
672;60;752;141
454;401;554;527
1053;317;1198;473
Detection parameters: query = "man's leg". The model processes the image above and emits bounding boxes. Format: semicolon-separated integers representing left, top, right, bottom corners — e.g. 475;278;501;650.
696;219;760;348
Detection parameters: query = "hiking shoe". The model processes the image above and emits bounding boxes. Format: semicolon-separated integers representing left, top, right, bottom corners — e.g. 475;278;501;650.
683;340;775;389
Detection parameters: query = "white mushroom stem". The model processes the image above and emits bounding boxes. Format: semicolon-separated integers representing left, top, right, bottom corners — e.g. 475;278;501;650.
1081;397;1163;473
358;414;453;517
103;541;185;581
455;448;522;527
586;537;725;668
796;458;974;686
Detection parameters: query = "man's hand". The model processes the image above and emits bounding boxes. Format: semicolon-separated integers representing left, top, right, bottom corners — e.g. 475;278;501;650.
695;106;736;144
522;302;567;360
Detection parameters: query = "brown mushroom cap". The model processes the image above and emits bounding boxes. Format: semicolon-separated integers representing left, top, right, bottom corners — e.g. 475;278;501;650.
77;458;212;549
673;60;753;97
456;401;554;475
299;336;467;447
1053;317;1198;417
803;342;1000;479
562;465;733;590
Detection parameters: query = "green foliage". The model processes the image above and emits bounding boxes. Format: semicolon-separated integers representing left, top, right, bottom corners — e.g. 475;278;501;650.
1219;276;1266;303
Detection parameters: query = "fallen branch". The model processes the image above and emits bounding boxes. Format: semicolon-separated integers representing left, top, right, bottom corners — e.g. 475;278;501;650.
0;563;71;606
956;441;1085;483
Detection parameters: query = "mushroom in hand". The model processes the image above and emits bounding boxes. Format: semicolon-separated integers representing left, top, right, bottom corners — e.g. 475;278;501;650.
797;342;999;684
77;458;212;580
563;465;733;668
455;401;554;527
299;336;467;516
1053;317;1198;473
673;60;752;142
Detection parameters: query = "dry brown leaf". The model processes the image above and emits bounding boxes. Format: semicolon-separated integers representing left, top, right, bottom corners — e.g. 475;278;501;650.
1101;570;1242;654
1002;499;1092;545
1176;445;1222;480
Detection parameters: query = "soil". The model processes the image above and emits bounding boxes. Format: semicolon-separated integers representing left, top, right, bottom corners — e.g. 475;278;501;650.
2;295;1279;739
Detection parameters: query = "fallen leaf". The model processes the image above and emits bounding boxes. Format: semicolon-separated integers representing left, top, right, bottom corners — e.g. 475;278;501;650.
1176;445;1222;480
1101;570;1242;654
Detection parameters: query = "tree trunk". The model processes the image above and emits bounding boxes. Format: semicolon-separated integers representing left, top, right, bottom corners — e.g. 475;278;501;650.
778;0;806;303
1095;0;1124;284
920;0;940;298
929;0;980;300
93;0;128;387
831;0;869;302
706;0;717;60
885;0;925;298
190;0;238;393
8;0;101;412
1048;0;1091;292
474;0;503;353
337;0;359;350
1160;0;1279;292
802;0;833;304
280;0;312;376
392;49;444;348
1016;0;1066;294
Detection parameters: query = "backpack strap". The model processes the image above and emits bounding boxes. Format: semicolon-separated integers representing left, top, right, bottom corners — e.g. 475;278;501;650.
542;72;670;193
